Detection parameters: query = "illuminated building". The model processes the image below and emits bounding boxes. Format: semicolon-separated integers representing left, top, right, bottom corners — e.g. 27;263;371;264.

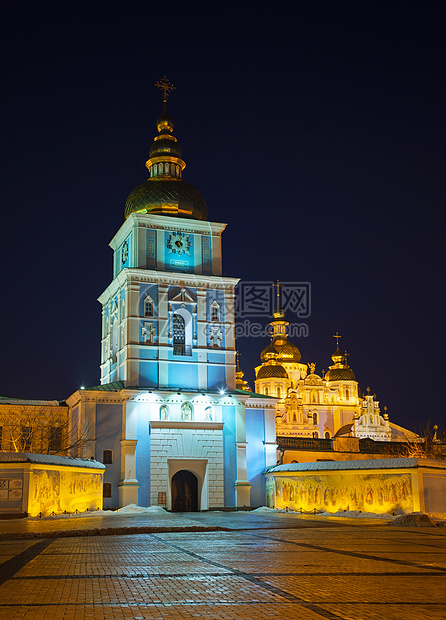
254;303;421;464
66;82;276;510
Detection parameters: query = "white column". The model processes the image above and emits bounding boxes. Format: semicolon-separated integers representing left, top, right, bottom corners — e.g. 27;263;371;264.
234;399;251;506
118;394;139;507
158;282;169;388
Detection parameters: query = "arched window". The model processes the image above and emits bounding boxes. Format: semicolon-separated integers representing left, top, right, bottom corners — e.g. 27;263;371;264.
173;309;192;356
277;387;281;398
324;431;331;439
144;295;154;317
312;431;319;438
292;413;297;422
264;386;269;395
345;388;350;401
205;406;214;421
111;318;118;364
313;412;318;425
173;313;186;355
103;450;113;464
211;300;220;322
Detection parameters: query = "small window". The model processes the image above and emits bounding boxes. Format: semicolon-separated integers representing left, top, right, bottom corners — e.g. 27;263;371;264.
345;388;350;401
103;450;113;464
312;431;319;438
144;295;154;317
49;427;62;453
20;426;32;451
210;300;220;322
103;483;112;498
264;387;269;396
277;387;281;398
160;405;169;420
324;431;331;439
313;412;318;425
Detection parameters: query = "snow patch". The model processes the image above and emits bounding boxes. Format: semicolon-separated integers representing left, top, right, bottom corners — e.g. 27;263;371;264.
250;506;286;513
114;504;169;515
318;510;394;519
390;512;446;527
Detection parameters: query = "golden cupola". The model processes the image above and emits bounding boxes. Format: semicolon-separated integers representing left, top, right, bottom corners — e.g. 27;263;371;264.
324;333;357;382
260;302;302;364
124;77;208;221
235;353;252;392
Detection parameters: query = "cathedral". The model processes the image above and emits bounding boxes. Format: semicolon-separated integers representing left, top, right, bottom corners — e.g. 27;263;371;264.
1;80;423;514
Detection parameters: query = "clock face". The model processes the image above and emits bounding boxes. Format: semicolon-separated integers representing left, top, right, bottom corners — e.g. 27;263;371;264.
166;232;191;257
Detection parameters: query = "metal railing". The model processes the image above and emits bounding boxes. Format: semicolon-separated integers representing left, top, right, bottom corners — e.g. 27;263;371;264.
277;437;333;451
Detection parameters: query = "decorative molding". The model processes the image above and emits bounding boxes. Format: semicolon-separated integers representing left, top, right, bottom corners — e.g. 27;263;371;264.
150;421;224;430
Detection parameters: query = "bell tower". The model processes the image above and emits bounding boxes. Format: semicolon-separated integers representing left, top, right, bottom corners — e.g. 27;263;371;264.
98;79;238;391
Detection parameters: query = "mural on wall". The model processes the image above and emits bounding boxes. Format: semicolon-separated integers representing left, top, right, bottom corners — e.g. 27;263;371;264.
29;469;102;517
269;472;413;514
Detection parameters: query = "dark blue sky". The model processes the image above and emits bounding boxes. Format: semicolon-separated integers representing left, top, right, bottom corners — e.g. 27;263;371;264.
1;4;445;432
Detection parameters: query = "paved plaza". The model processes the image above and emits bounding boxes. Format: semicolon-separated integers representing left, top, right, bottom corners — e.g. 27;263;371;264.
0;512;445;619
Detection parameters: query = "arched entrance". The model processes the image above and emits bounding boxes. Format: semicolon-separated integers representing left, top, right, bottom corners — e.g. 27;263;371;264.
171;470;198;512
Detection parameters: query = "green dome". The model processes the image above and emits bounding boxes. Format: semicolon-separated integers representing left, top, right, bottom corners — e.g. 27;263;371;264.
125;179;208;220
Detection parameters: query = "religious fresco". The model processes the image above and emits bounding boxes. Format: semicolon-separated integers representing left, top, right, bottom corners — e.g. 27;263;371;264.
29;468;102;517
268;472;414;514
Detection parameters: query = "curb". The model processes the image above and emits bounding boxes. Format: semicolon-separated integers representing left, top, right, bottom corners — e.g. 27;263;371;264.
0;525;232;541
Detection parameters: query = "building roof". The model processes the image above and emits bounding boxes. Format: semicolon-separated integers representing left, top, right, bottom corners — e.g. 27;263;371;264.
0;396;66;407
0;452;106;469
267;458;446;473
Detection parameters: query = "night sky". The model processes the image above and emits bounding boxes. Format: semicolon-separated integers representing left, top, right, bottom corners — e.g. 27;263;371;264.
1;5;445;433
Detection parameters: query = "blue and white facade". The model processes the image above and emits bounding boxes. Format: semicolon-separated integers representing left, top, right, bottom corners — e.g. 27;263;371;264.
66;106;277;510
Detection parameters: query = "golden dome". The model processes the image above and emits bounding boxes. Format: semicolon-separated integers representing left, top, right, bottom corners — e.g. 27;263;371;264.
125;179;207;220
256;364;288;379
125;106;207;221
325;367;356;381
271;336;301;363
260;342;279;362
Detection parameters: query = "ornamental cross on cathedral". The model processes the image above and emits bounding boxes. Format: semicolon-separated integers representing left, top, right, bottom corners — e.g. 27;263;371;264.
154;76;176;105
333;331;341;348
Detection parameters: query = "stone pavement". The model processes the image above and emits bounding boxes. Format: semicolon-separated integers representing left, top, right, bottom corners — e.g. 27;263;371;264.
0;510;385;540
0;512;445;619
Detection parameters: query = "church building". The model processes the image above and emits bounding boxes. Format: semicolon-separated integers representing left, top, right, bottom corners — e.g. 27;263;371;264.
1;80;428;515
66;83;277;511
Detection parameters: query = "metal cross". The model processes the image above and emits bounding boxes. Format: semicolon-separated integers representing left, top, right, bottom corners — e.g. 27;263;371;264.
333;332;341;348
155;76;176;103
